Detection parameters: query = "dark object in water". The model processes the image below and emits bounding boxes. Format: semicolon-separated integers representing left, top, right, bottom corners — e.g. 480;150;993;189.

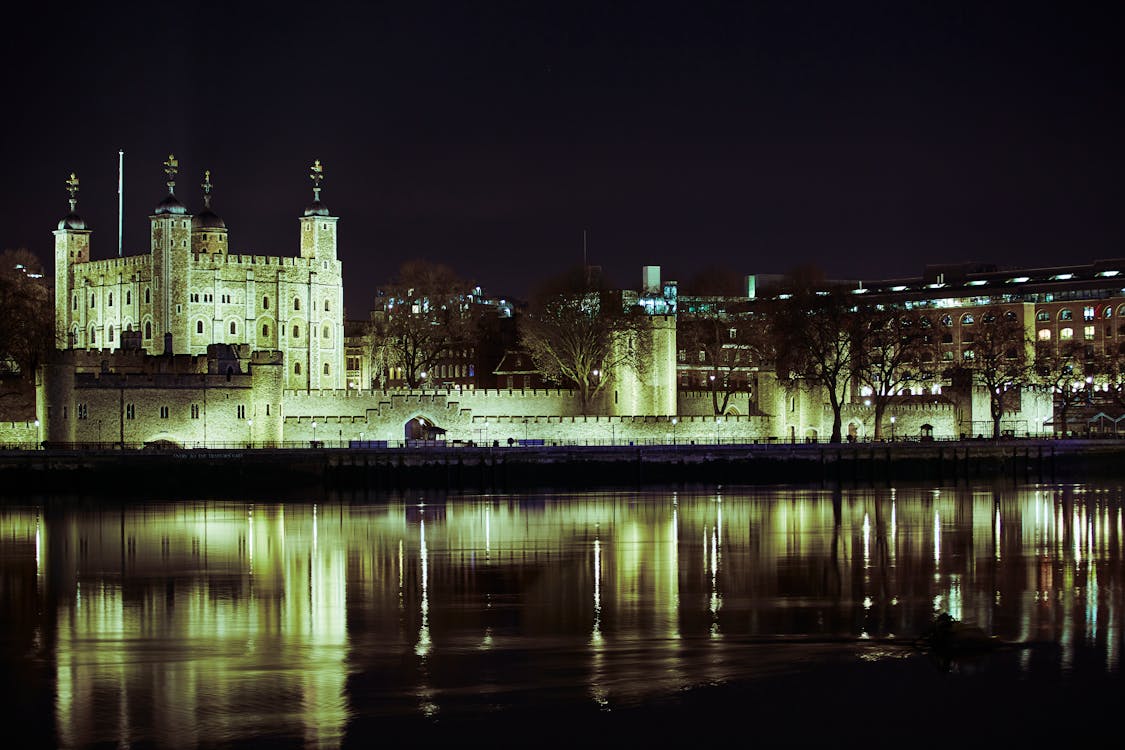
914;613;1001;664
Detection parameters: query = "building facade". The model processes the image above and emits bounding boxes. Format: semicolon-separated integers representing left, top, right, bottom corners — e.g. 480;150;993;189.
53;158;344;391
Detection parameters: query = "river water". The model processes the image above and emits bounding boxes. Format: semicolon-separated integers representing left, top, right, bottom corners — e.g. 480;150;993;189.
1;484;1121;747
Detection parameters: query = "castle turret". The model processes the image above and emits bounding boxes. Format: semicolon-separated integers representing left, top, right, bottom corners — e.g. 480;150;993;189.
53;172;90;348
190;169;228;255
299;159;338;261
150;154;192;354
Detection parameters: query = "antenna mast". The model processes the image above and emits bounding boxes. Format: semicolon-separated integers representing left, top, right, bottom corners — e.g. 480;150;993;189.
117;149;124;257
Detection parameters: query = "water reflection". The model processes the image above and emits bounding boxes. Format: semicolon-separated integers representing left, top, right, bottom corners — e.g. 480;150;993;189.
1;484;1122;746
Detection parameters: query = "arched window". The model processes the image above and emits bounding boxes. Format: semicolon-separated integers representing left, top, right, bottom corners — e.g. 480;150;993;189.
960;313;975;325
1059;309;1073;321
1107;307;1114;319
126;290;132;305
1060;327;1074;340
294;362;302;375
293;324;300;338
1036;310;1050;322
230;321;237;335
324;300;330;312
108;325;114;343
262;324;270;337
940;314;953;327
73;294;77;311
322;324;330;340
294;298;300;311
90;294;95;308
145;288;151;304
263;296;270;310
1003;310;1017;321
1038;329;1052;341
323;363;330;375
197;320;204;334
144;321;152;339
89;326;96;344
108;293;113;307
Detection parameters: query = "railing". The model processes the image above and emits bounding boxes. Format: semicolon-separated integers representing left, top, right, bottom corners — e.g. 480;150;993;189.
2;433;1117;452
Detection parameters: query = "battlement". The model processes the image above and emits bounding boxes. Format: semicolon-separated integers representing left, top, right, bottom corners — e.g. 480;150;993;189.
74;370;253;389
73;254;151;274
189;253;328;271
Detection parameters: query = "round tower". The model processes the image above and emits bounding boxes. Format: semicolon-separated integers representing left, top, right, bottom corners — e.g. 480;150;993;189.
149;154;192;354
53;173;90;349
190;169;228;255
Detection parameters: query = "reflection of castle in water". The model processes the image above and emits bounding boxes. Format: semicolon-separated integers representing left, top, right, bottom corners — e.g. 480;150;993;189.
3;487;1120;744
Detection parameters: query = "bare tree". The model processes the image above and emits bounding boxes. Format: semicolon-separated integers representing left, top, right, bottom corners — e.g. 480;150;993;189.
951;307;1035;439
852;305;930;440
0;248;54;381
367;261;475;388
519;266;650;414
1035;338;1088;436
772;290;856;443
679;304;773;415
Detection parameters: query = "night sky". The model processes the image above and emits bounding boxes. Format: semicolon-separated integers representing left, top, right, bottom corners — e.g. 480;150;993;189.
3;1;1124;316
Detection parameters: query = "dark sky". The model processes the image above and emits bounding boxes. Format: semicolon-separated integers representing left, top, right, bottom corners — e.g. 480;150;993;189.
3;1;1124;315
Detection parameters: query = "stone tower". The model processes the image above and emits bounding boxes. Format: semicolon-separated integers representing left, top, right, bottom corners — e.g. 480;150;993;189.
149;155;192;354
296;160;344;390
53;173;90;348
190;169;228;255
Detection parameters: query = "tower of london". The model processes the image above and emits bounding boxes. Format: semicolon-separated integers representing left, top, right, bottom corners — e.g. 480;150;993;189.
53;157;344;390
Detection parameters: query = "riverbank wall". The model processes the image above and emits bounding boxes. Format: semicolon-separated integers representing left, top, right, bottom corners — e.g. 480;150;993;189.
1;440;1122;497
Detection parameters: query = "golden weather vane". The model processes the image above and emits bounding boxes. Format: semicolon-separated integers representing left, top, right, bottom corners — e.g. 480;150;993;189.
310;159;324;201
201;169;213;207
65;172;80;212
163;154;179;192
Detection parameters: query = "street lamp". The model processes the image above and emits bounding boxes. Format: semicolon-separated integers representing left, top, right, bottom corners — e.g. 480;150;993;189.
715;417;722;444
312;420;317;447
890;415;896;441
671;417;677;445
247;419;252;447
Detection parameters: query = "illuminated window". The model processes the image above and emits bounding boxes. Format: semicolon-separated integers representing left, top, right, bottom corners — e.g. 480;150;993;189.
1084;306;1096;321
1085;325;1095;340
1038;329;1052;341
1059;309;1073;321
962;349;975;360
1107;307;1114;319
1060;327;1073;340
940;315;953;327
960;313;974;325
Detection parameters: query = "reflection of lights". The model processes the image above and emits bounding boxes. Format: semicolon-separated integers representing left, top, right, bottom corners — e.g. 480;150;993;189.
862;513;870;569
863;596;872;610
416;519;431;658
592;537;602;642
994;505;1001;562
933;510;941;565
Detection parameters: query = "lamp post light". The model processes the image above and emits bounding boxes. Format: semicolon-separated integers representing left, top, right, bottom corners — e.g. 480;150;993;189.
890;415;896;442
715;417;722;444
247;419;252;447
312;421;317;447
34;419;40;449
671;417;677;445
